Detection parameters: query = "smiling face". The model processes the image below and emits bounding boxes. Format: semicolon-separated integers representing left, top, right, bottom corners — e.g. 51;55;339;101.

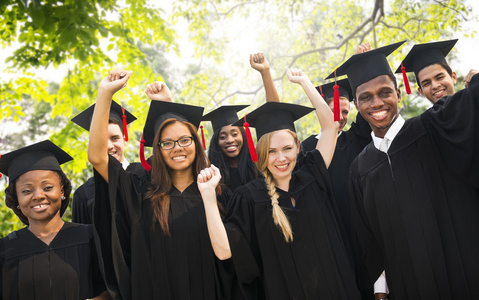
417;63;457;103
218;125;244;160
15;170;63;225
159;122;196;173
355;74;401;138
328;97;350;132
107;123;127;163
266;130;300;184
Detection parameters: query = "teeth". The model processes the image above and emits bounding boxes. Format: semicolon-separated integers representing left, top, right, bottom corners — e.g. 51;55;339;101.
276;164;289;169
33;204;47;209
225;146;237;151
172;156;186;161
433;90;444;96
371;110;387;118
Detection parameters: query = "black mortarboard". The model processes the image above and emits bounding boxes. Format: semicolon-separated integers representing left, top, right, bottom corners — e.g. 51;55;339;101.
0;140;73;181
142;101;204;147
233;102;314;140
202;105;249;132
232;102;314;163
71;100;136;131
325;41;405;94
394;39;458;84
316;78;354;101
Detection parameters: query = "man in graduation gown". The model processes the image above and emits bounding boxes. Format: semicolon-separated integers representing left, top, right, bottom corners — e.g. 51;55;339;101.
71;100;139;224
395;39;478;104
338;41;479;299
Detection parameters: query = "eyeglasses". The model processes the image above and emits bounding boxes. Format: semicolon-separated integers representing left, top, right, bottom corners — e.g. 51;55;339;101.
159;136;194;150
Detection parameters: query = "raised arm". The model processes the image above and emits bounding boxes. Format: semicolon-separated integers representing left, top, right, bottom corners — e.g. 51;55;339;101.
250;53;280;102
198;165;232;260
145;81;173;102
287;68;339;167
88;69;132;182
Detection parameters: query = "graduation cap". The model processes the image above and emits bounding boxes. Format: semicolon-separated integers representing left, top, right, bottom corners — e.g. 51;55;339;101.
232;102;314;162
140;101;205;171
325;41;405;97
316;78;354;102
0;140;73;182
395;39;458;93
71;100;137;141
202;105;250;132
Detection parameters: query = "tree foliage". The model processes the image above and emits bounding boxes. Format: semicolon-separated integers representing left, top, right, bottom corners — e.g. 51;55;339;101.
0;0;475;236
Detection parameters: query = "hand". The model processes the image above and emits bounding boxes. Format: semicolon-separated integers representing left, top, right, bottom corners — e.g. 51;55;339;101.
356;41;372;54
145;81;173;102
98;69;132;96
464;69;478;88
197;165;222;198
250;53;270;73
286;68;309;85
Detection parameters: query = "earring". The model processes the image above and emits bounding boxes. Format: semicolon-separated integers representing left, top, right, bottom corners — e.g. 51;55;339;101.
17;205;20;209
61;196;66;201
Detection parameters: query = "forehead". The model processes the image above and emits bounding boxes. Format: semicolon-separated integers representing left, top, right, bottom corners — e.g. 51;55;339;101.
16;169;60;185
219;124;240;135
356;75;395;96
269;130;295;148
328;98;351;109
161;122;191;139
417;63;448;81
108;123;123;136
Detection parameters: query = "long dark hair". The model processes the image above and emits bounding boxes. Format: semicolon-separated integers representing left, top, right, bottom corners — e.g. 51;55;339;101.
208;126;258;187
5;170;72;225
146;119;221;235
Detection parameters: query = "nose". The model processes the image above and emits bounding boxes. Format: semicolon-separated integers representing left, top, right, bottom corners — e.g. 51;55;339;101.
107;139;114;149
225;134;234;143
370;95;383;108
431;80;440;90
32;188;45;200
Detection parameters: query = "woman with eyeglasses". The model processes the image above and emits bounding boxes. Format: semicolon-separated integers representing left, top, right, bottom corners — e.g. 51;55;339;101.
88;70;239;300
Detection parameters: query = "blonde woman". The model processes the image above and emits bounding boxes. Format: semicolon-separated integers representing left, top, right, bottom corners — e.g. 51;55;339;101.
198;69;360;299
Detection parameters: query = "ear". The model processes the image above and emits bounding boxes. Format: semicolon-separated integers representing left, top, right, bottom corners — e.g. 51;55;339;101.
418;86;424;96
353;98;359;110
451;72;457;84
396;88;401;104
296;139;301;154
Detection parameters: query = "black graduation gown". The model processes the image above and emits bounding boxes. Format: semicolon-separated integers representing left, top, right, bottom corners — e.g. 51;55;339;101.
93;156;237;300
328;113;372;239
0;222;105;300
350;74;479;299
72;162;143;224
225;150;360;300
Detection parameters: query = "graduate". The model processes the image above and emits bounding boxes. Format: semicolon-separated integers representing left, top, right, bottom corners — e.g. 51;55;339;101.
0;140;109;300
88;69;238;299
395;39;478;103
336;42;479;299
198;69;360;300
202;53;279;192
71;100;138;224
202;105;257;192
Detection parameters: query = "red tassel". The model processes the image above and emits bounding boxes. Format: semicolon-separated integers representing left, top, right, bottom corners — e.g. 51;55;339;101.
140;133;151;171
200;125;206;150
333;69;340;122
318;85;324;99
121;106;128;142
243;115;258;163
401;62;412;95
